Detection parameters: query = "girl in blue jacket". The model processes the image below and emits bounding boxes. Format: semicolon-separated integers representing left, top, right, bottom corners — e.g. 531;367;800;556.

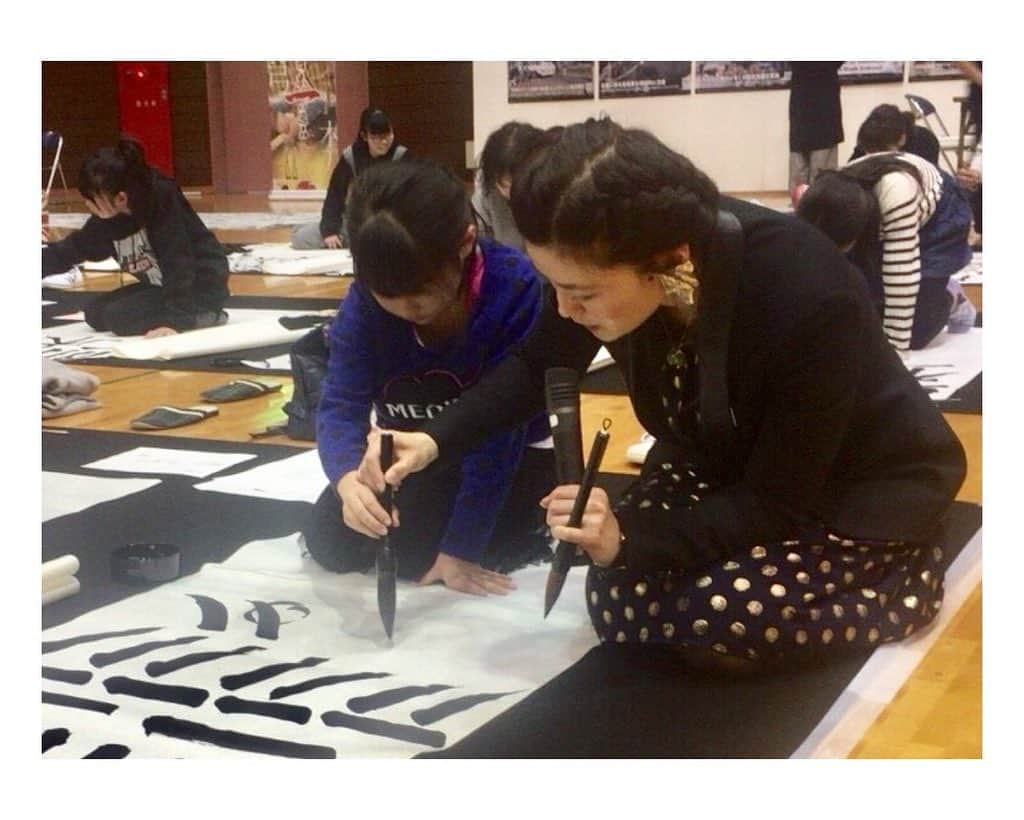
304;158;553;596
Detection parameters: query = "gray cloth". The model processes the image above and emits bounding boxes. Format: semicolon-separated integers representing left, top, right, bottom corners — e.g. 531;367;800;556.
42;358;101;418
472;172;525;251
290;222;329;250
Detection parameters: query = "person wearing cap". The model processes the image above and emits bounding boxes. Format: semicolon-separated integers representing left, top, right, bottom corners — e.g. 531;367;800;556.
291;107;409;249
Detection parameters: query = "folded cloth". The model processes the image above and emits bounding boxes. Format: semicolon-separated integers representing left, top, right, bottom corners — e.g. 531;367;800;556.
130;405;219;430
200;379;282;403
42;357;101;418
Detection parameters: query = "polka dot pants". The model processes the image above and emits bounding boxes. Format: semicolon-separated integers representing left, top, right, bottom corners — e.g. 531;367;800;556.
586;533;945;663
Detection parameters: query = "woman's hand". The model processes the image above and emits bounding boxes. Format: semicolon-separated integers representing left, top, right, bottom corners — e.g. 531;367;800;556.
323;234;344;249
419;552;516;596
336;470;396;538
358;428;440;493
144;326;178;339
541;485;622;567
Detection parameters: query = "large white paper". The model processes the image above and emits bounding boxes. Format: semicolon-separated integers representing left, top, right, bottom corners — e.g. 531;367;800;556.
905;328;982;402
41;309;332;363
84;447;258;480
195;449;325;504
41;533;597;759
50;212;316;231
42;472;161;522
229;243;354;276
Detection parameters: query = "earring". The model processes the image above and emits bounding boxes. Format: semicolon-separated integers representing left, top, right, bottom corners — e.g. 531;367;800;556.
657;260;698;306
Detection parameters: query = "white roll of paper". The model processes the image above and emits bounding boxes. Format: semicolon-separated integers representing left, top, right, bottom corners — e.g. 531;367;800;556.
42;555;80;586
42;576;80;607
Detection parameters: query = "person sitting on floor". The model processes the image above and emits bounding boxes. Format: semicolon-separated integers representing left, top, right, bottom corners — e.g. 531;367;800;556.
797;150;975;353
356;118;966;670
848;103;940;166
290;106;408;250
303;157;554;596
41;137;229;338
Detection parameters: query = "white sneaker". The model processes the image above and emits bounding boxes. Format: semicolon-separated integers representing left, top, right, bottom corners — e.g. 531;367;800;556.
626;432;655;465
41;266;83;289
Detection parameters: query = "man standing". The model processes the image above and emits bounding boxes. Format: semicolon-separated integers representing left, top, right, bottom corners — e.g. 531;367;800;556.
789;61;844;206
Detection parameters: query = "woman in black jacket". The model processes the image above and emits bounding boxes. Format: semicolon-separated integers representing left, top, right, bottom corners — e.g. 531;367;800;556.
290;107;409;249
351;118;966;670
42;137;229;337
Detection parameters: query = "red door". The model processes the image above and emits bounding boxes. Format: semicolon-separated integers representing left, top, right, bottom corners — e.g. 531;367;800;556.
116;61;175;177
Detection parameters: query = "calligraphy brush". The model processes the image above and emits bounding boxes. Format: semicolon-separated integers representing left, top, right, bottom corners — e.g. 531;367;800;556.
544;419;612;617
377;433;397;640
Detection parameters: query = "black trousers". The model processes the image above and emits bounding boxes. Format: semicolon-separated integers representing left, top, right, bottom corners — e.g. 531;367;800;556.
303;446;555;581
910;277;954;351
84;282;225;336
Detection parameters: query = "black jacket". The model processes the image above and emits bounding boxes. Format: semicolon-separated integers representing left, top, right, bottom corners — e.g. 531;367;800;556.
42;172;229;330
423;198;966;571
789;61;845;152
318;139;408;238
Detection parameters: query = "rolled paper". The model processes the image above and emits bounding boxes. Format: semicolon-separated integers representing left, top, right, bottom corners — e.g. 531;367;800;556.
42;555;80;586
42;576;80;607
43;573;75;594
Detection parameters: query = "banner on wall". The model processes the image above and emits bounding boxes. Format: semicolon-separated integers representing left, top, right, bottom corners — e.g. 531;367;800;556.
267;61;337;198
598;61;691;98
909;61;966;81
694;62;790;93
838;61;905;85
508;61;594;102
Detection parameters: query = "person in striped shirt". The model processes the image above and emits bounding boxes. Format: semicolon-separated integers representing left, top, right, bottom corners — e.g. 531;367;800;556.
797;151;973;352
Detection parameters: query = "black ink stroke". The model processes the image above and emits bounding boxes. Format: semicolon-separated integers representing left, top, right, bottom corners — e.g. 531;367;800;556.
83;744;130;759
43;691;118;715
42;666;93;685
321;711;446;748
145;645;265;678
347;684;453;714
90;636;208;668
188;594;229;632
42;627;162;655
243;601;311;640
270;672;393;700
410;692;518;726
143;715;336;759
103;676;210;708
219;656;327;691
214;696;311;725
43;728;70;753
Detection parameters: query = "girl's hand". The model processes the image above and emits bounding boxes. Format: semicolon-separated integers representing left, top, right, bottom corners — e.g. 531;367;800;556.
359;428;439;493
323;234;344;249
541;485;622;567
336;470;397;538
419;552;516;596
144;326;178;339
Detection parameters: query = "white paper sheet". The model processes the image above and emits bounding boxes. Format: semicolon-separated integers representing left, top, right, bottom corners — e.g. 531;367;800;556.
588;346;614;372
80;257;121;272
42;472;161;522
905;328;982;402
83;447;258;479
50;212;316;231
41;309;332;362
228;243;354;276
195;449;325;504
40;533;597;759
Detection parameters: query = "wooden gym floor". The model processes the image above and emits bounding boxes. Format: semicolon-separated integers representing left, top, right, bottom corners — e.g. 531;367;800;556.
41;192;983;758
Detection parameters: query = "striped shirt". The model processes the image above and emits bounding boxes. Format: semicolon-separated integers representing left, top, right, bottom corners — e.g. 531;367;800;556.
849;151;943;352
